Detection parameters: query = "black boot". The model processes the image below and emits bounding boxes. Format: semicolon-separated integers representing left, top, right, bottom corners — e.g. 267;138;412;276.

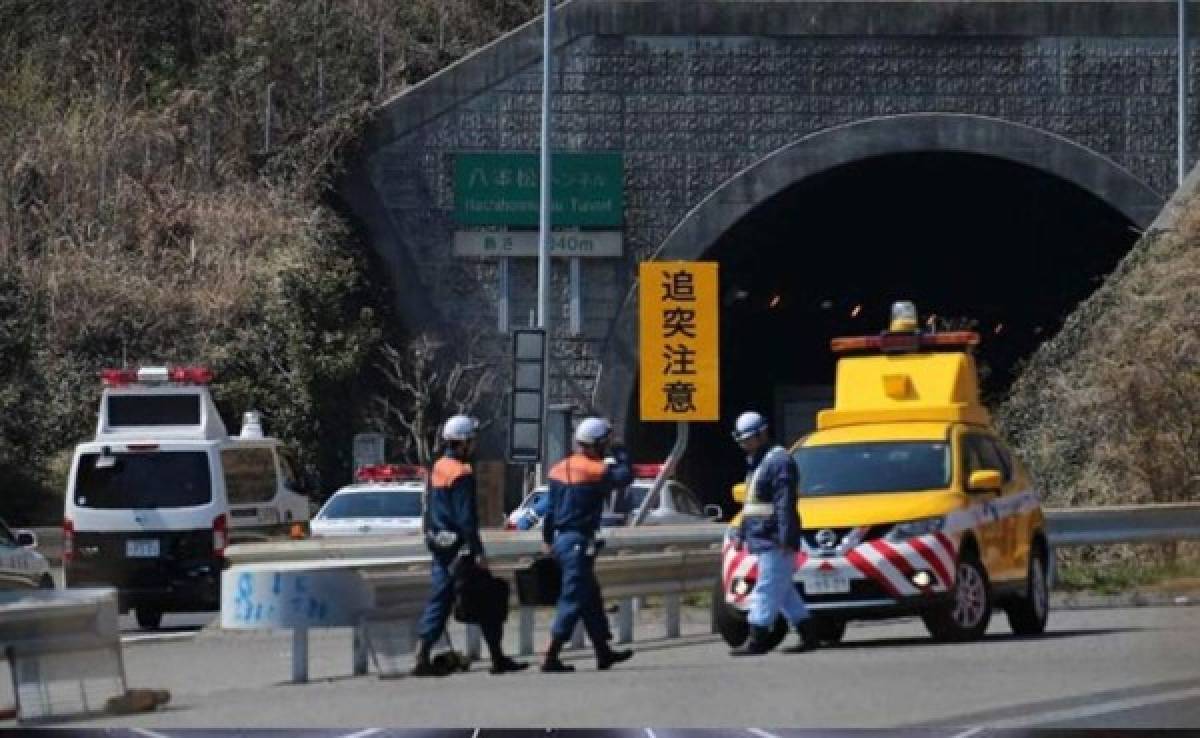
730;625;773;656
411;638;444;677
595;643;633;671
485;632;529;675
540;637;575;673
782;619;820;653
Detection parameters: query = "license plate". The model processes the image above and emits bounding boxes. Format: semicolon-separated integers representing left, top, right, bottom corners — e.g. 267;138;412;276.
803;571;851;595
126;539;160;558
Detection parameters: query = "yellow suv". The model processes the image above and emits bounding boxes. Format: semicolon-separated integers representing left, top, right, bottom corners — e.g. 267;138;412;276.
717;302;1048;647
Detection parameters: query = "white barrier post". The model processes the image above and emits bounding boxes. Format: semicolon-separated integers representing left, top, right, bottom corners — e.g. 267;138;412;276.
617;598;634;643
519;607;536;655
665;593;681;638
292;627;309;683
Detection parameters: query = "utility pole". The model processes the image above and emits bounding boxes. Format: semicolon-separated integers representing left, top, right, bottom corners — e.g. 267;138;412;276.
1181;0;1189;185
536;0;554;481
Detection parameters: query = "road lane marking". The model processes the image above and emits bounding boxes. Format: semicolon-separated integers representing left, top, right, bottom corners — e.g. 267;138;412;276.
132;729;172;738
644;729;658;738
340;729;381;738
472;729;481;738
967;684;1200;729
749;729;782;738
950;728;985;738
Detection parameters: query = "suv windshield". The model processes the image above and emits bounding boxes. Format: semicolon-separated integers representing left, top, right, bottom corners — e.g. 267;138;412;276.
794;441;951;496
75;452;212;509
321;491;422;519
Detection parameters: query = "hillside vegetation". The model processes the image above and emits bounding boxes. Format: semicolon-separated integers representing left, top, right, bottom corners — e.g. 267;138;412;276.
998;191;1199;565
0;0;538;521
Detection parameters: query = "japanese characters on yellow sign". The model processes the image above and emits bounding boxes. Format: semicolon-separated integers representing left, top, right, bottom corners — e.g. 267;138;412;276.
638;261;719;422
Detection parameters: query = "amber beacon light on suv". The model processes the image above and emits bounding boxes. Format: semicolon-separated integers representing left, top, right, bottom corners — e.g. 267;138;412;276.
717;302;1049;649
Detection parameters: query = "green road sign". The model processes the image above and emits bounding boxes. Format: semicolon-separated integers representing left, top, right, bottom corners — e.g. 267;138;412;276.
454;152;623;227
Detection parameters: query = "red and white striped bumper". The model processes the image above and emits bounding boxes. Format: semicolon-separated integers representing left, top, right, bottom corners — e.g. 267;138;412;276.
720;529;960;611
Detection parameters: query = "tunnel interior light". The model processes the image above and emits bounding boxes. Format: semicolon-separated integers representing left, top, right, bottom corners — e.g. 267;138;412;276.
850;304;862;318
769;294;781;308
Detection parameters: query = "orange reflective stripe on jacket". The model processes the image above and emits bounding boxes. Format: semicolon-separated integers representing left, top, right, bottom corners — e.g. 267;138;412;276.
547;454;607;485
432;457;472;489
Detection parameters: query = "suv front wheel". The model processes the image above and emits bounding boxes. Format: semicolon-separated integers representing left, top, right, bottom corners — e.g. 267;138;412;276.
923;551;992;642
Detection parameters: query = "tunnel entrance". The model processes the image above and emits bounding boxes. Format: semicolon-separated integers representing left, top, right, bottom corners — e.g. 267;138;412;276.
627;150;1140;513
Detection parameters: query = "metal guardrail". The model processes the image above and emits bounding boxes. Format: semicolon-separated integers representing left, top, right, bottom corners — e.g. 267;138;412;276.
33;502;1200;568
1046;502;1200;546
223;525;723;567
222;503;1200;569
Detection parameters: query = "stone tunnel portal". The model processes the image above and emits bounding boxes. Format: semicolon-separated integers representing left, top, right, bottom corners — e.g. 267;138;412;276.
627;150;1141;514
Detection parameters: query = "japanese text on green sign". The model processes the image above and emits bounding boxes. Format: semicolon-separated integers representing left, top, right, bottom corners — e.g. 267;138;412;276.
454;153;623;227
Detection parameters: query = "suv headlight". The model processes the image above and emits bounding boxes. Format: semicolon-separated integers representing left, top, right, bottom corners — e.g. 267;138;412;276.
889;516;945;541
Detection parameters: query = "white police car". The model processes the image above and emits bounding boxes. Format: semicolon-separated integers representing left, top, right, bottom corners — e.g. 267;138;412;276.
0;517;53;590
310;465;426;537
505;464;722;530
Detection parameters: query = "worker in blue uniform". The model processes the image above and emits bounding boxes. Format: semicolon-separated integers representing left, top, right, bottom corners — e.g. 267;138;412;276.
414;415;528;676
540;416;634;672
730;411;818;656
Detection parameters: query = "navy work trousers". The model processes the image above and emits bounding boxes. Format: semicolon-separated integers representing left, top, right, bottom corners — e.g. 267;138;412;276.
550;531;609;644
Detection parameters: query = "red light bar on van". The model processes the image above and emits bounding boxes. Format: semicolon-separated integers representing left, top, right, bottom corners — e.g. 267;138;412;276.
101;365;213;387
168;366;213;385
631;463;665;479
100;368;139;386
831;331;981;355
355;464;426;483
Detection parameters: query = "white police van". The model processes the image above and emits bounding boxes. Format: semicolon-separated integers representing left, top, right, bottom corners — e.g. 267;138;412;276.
63;366;310;629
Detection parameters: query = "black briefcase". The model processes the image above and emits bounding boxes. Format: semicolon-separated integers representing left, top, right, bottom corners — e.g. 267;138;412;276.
452;558;510;625
514;556;561;606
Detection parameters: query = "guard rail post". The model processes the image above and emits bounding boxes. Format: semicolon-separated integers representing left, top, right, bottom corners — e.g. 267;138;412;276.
616;598;635;643
665;593;681;638
292;627;309;683
466;624;482;661
518;607;535;655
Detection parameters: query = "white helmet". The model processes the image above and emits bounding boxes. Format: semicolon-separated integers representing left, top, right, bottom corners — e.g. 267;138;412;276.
442;414;479;442
732;411;768;442
574;416;612;445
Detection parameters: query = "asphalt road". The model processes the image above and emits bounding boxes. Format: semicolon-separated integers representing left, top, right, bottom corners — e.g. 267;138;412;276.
27;603;1194;730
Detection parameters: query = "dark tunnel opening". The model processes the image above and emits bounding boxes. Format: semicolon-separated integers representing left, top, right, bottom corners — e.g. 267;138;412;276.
627;150;1142;514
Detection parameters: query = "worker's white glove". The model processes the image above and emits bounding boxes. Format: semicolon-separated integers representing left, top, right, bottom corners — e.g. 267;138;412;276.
603;456;618;466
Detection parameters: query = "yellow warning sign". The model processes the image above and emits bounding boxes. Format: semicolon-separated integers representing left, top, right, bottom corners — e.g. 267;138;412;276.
638;261;719;422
